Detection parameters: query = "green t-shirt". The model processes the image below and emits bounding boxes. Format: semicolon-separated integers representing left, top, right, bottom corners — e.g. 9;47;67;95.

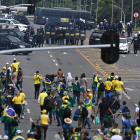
97;82;104;94
103;117;113;128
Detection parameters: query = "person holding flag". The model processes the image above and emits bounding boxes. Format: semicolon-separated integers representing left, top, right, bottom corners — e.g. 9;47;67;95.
56;79;66;97
42;75;52;91
92;72;98;97
1;104;17;135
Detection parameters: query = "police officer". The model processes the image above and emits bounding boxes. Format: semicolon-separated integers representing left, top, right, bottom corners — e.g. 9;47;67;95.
71;16;75;28
26;28;30;34
121;30;125;37
45;18;50;44
118;21;123;34
80;19;85;30
69;22;73;29
36;32;42;47
74;27;79;45
103;19;107;27
127;23;131;37
109;22;113;31
99;22;104;30
130;21;133;37
30;27;36;47
104;22;109;31
113;23;118;32
40;26;45;47
76;18;81;29
138;32;140;49
24;32;29;43
59;27;64;45
131;34;139;54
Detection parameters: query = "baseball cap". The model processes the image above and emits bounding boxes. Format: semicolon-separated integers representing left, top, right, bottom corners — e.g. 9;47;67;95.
3;135;8;139
99;78;102;81
115;75;118;79
14;58;16;60
16;130;21;134
6;62;9;65
87;89;90;92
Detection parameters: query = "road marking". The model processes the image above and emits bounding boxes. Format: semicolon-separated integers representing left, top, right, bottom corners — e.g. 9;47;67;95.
121;55;125;57
125;88;135;91
50;55;52;57
55;63;58;66
134;103;138;107
48;51;50;53
62;52;67;54
25;101;28;105
136;54;138;56
53;59;55;62
27;109;30;113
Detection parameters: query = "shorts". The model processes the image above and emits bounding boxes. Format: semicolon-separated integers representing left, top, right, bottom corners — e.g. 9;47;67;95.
97;93;104;99
82;87;86;94
92;87;97;93
116;91;122;100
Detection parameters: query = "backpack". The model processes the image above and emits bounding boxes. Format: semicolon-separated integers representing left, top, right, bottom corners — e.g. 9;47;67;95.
81;107;88;118
73;109;80;121
99;82;105;92
44;96;55;110
105;93;112;101
63;106;71;118
63;124;70;139
123;106;130;119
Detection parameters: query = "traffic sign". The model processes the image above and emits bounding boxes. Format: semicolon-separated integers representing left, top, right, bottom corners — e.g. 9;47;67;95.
133;12;139;18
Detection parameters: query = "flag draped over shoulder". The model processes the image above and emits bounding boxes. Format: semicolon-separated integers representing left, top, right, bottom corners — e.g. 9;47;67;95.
1;105;17;123
65;86;72;92
42;78;52;87
56;82;66;90
67;93;76;106
0;80;5;90
135;127;140;136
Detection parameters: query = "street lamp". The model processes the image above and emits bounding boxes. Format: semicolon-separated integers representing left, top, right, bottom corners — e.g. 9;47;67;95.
131;0;133;22
96;0;98;23
114;5;125;31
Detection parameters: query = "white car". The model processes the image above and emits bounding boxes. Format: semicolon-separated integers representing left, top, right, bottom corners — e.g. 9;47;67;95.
0;18;27;32
119;38;131;54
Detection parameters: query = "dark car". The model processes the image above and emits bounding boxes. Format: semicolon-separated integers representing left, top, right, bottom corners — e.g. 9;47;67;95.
89;30;106;45
0;29;35;47
8;15;29;25
0;35;32;55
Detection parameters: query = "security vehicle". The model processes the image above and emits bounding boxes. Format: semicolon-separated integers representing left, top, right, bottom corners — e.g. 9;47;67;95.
34;7;97;29
119;37;130;54
89;30;106;45
0;35;32;55
0;18;27;31
0;29;35;47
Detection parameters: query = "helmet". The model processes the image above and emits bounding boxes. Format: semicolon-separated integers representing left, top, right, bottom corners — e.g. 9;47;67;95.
128;22;130;25
104;19;106;21
46;18;49;20
100;22;103;24
120;21;122;23
130;21;132;23
138;31;140;34
123;30;125;33
40;26;43;29
135;34;137;37
80;18;82;21
69;22;72;25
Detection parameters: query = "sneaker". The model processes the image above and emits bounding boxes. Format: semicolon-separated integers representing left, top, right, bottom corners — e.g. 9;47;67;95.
57;124;61;126
87;127;91;129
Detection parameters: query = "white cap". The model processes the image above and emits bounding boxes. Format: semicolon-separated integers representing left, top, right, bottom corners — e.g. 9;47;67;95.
138;31;140;34
120;21;122;23
123;30;125;32
16;130;21;134
100;22;103;24
135;34;137;37
30;132;34;135
6;62;9;65
128;22;130;25
54;134;60;139
3;135;8;139
14;58;16;60
69;22;72;24
130;21;132;23
115;75;118;79
80;18;82;21
46;18;48;20
104;19;106;21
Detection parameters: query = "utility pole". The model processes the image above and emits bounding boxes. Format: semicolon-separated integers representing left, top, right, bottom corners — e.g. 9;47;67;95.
85;0;87;10
91;0;92;12
112;0;113;23
131;0;133;22
96;0;98;23
63;0;64;7
121;0;123;21
79;0;81;10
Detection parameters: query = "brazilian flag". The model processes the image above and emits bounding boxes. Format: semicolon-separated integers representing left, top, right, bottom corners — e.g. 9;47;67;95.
12;135;25;140
42;78;52;87
65;86;72;92
67;93;76;106
0;80;5;90
135;127;140;136
1;105;17;123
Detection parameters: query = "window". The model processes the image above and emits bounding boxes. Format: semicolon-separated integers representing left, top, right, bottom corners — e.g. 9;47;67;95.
49;10;56;16
0;20;4;23
92;32;103;38
0;30;8;34
5;20;10;24
9;31;17;36
46;10;50;16
1;37;9;43
40;9;46;16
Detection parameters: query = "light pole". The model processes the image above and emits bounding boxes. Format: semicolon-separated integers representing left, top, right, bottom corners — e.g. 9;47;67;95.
90;0;94;13
121;0;123;21
85;0;87;10
131;0;133;22
112;0;113;23
96;0;98;23
114;5;125;31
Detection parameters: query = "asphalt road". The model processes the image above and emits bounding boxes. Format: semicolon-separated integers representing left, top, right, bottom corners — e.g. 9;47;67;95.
0;19;140;139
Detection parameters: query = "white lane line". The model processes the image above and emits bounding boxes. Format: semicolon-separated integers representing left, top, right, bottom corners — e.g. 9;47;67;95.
136;54;138;56
131;51;133;53
27;109;30;113
48;51;50;53
50;55;52;57
55;63;58;66
125;88;135;91
134;103;138;107
25;101;28;105
53;59;55;62
121;55;125;57
13;55;15;56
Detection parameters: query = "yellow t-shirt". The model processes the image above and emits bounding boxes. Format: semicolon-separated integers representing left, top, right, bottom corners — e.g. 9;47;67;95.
115;81;124;91
39;114;49;125
112;128;121;135
12;96;22;104
27;138;36;140
62;95;69;102
33;75;42;85
104;81;112;90
88;93;93;102
38;92;48;106
11;62;20;72
112;80;118;90
20;92;26;104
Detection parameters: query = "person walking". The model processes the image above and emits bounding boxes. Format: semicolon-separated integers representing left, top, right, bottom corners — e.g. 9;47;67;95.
12;92;22;123
92;72;98;97
38;88;48;112
5;90;14;106
104;77;112;94
33;71;42;99
36;109;50;140
134;101;140;126
11;58;20;72
16;68;23;90
66;72;73;96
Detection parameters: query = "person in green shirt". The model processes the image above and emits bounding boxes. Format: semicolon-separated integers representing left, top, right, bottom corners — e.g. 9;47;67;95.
95;78;104;106
92;72;98;96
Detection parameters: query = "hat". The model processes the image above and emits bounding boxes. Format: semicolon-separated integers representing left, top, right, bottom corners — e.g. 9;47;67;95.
103;134;111;140
3;67;6;70
14;58;16;60
6;62;9;65
69;22;72;24
16;130;21;134
95;131;101;135
3;135;8;139
115;75;118;79
46;18;48;20
107;77;110;80
93;72;97;75
30;132;34;135
54;134;60;139
135;34;137;37
99;78;102;81
87;89;90;92
41;109;47;113
64;118;72;124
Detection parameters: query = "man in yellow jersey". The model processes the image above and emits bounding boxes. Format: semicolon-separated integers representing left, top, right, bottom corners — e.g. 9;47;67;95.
38;88;48;112
112;75;118;96
19;90;26;119
104;77;112;94
36;109;50;140
11;58;20;72
86;89;93;102
33;71;42;99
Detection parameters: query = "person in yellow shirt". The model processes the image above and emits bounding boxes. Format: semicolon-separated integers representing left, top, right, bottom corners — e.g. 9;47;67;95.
11;58;20;72
104;77;112;94
62;91;69;102
27;132;36;140
115;77;127;103
112;123;121;135
112;75;118;96
86;89;93;102
12;92;22;123
20;90;26;119
36;109;50;140
38;88;48;112
33;71;42;99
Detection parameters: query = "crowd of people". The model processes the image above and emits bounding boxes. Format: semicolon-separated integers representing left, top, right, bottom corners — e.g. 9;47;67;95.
1;63;140;140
